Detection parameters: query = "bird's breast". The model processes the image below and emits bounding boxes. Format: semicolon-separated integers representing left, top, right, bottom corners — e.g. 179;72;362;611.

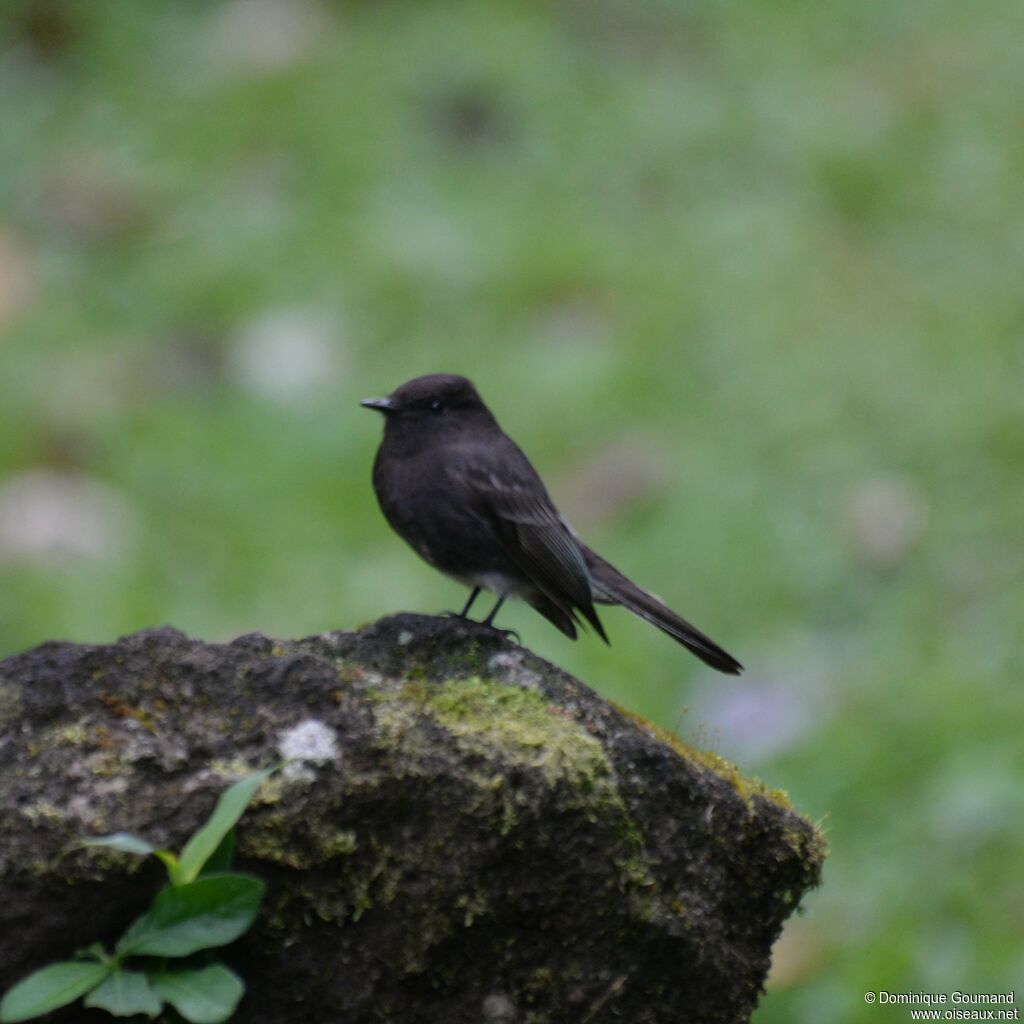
372;444;526;589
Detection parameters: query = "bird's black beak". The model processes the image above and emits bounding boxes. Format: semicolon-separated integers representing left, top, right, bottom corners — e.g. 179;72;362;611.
360;397;394;413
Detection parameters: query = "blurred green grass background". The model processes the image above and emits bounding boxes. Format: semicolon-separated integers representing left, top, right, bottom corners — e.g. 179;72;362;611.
1;1;1021;1019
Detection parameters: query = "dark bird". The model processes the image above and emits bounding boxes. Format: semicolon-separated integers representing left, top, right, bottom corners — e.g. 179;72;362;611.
361;373;742;674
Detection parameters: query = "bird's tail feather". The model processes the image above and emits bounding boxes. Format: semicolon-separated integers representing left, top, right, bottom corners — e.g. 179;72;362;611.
583;547;743;674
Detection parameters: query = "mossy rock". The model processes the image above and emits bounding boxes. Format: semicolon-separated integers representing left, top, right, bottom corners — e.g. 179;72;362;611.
0;614;824;1024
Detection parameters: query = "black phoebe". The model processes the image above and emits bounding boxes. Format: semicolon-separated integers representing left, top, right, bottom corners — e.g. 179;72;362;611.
362;373;742;674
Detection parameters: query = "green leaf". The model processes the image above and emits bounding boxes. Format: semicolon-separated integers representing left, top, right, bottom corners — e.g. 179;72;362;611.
74;943;109;962
81;833;180;879
152;849;181;877
199;828;236;877
150;964;244;1024
116;874;265;958
83;969;161;1017
0;961;111;1023
174;768;273;885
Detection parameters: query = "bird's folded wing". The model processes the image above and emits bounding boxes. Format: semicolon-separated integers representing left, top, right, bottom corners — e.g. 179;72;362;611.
448;451;605;638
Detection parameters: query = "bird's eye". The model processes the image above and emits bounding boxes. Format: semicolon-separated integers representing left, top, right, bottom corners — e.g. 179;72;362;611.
430;399;444;413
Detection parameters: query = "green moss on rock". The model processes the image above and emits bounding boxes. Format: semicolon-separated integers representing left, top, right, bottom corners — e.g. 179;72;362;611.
611;700;797;812
0;682;24;730
422;676;613;792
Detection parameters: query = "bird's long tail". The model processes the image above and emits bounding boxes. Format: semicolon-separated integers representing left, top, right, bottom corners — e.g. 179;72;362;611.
582;546;743;674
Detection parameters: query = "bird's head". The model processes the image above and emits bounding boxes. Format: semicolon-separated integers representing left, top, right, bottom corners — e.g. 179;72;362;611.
361;374;496;445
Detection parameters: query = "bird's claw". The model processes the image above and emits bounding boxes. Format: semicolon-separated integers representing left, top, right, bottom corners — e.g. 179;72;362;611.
439;611;519;643
487;625;520;644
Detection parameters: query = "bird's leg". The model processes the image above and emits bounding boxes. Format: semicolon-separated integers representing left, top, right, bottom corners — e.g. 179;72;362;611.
481;595;519;641
482;594;506;626
459;587;482;618
442;587;481;620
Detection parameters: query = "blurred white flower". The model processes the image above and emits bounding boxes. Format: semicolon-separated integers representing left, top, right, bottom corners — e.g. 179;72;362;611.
844;475;928;569
211;0;330;75
530;296;611;349
0;470;138;564
226;307;344;402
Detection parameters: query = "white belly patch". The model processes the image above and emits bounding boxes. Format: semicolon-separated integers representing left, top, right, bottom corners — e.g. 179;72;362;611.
457;570;527;598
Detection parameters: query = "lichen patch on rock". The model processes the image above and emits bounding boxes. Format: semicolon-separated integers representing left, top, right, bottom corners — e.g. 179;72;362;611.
277;718;339;763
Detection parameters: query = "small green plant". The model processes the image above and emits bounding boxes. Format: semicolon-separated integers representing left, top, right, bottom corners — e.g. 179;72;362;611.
0;768;274;1024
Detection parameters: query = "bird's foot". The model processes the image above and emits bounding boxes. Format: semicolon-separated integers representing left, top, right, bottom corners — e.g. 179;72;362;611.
485;624;520;644
437;609;518;642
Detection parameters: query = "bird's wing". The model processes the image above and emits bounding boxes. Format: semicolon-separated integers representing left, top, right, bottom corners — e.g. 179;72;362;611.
448;442;607;641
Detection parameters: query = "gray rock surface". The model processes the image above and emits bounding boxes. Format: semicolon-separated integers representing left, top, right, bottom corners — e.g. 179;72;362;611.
0;614;824;1023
